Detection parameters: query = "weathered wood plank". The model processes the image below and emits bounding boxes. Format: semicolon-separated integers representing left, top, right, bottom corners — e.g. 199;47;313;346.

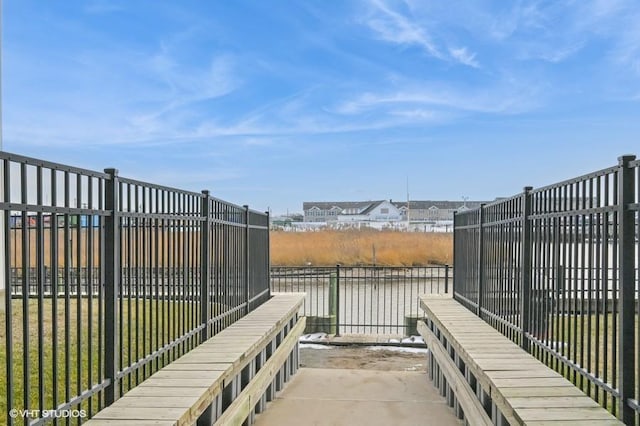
110;396;201;408
151;370;225;380
516;407;619;421
173;353;242;363
187;346;248;354
507;396;600;409
485;369;562;379
213;317;307;426
92;407;187;420
161;363;231;372
499;386;587;398
457;349;525;356
472;360;546;371
136;378;218;388
419;294;623;425
123;386;208;398
83;293;306;426
417;321;493;426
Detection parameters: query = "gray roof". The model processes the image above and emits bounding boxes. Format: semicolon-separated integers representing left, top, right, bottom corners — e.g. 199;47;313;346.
392;201;487;210
303;201;379;212
304;200;490;213
359;201;387;215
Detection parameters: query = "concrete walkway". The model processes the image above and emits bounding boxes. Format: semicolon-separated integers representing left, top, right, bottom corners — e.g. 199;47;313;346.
254;368;460;426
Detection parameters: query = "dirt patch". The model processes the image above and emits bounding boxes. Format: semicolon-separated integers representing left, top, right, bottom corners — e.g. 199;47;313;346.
300;345;428;372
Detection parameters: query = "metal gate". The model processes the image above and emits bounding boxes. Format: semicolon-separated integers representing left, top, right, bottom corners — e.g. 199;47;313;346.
270;265;451;335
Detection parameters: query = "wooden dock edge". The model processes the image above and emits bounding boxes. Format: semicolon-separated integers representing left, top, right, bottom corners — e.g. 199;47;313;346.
214;317;306;425
418;320;492;426
418;295;623;425
85;294;306;426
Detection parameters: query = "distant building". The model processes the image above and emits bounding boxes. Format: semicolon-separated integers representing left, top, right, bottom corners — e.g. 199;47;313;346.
270;213;304;229
9;214;101;228
392;200;485;222
303;200;488;223
303;201;402;223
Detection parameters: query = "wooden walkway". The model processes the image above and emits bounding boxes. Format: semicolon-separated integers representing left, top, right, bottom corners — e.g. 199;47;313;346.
86;294;305;426
419;294;622;425
253;367;460;426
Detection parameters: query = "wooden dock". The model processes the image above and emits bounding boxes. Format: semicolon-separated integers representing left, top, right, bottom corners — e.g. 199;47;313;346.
418;294;623;425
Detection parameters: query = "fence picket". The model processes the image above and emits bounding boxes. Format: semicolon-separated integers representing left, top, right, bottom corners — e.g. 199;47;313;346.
453;154;639;421
0;151;270;425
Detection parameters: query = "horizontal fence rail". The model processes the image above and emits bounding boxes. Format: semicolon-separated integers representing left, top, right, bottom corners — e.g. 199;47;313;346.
271;265;451;335
453;155;640;424
0;151;271;425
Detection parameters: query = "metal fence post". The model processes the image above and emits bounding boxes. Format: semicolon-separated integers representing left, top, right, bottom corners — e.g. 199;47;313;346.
200;191;211;342
103;168;120;406
266;210;271;300
477;204;485;317
244;205;250;314
520;186;533;352
0;159;5;323
445;264;450;294
1;159;12;425
335;264;341;337
451;211;456;297
618;154;636;424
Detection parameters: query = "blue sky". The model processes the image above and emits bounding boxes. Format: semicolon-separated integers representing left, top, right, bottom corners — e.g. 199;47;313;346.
3;0;640;214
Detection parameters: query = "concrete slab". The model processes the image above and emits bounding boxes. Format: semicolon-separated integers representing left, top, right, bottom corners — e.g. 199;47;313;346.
254;368;461;426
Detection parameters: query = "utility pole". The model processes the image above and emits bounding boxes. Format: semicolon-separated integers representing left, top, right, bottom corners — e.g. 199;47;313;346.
406;177;410;230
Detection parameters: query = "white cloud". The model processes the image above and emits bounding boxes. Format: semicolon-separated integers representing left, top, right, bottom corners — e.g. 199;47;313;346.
364;0;442;58
362;0;480;67
334;79;541;117
448;47;479;68
389;108;441;121
5;37;242;148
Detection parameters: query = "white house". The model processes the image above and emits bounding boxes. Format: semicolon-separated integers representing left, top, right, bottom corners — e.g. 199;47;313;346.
303;200;402;223
336;200;402;222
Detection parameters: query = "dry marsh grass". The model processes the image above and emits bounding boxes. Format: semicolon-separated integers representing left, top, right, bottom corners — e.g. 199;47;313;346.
270;229;452;266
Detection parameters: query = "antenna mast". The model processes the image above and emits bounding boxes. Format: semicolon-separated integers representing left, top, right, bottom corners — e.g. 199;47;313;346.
406;177;410;229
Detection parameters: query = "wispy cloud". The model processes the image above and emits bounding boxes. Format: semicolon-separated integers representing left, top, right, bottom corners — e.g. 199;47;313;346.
611;13;640;74
388;108;443;121
5;0;640;214
364;0;442;58
132;53;240;125
334;79;541;117
5;25;243;148
448;47;479;68
361;0;479;68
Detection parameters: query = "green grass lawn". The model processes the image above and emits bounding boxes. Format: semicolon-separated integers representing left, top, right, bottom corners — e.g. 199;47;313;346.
6;295;633;423
531;312;636;417
0;295;212;425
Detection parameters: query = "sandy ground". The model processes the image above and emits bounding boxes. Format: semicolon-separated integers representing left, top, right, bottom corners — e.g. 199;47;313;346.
300;344;429;372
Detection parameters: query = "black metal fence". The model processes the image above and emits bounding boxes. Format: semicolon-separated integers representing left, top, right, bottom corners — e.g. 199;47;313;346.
453;155;640;424
271;265;450;335
0;151;271;425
